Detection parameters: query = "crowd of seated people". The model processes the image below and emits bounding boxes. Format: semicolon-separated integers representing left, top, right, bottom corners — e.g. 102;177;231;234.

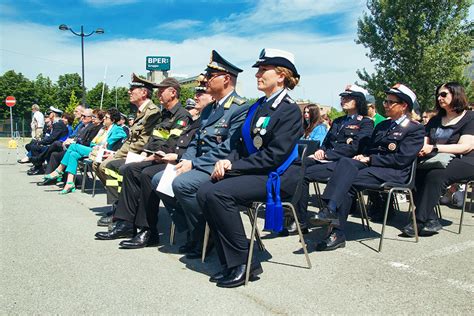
21;48;474;289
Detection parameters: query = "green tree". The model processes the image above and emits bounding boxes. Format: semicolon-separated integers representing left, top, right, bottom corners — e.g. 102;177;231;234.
33;74;59;109
327;107;344;121
356;0;473;112
57;73;83;109
65;90;80;115
86;82;115;110
111;86;132;115
0;70;36;120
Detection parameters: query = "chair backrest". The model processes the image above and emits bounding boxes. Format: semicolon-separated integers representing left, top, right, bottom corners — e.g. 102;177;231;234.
298;139;320;157
406;159;418;189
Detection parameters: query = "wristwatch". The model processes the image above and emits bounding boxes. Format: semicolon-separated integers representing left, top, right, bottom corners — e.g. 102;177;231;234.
432;144;438;153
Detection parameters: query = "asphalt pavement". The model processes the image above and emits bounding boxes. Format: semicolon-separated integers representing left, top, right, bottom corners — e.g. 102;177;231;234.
1;142;473;314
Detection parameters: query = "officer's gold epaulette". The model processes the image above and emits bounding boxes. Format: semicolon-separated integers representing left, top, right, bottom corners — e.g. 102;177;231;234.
233;96;246;105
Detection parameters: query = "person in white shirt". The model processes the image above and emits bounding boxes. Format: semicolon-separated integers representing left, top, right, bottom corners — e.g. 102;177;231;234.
31;104;45;139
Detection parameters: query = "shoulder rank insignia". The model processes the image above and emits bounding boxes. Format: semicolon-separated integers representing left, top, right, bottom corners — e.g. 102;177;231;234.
233;96;246;105
223;96;234;109
401;119;410;127
284;96;295;104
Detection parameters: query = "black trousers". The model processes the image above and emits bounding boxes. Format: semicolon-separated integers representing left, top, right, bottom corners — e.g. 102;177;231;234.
296;158;337;224
32;141;63;166
45;150;65;174
414;158;474;223
196;166;300;269
321;157;387;232
114;160;166;234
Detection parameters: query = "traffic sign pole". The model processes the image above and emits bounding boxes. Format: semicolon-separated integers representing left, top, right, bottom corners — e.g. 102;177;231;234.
10;107;13;138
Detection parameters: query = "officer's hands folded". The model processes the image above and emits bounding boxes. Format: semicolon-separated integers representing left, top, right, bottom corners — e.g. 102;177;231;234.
211;159;232;181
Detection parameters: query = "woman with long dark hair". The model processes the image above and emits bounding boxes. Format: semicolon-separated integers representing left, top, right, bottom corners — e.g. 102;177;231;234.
402;82;474;237
301;103;327;143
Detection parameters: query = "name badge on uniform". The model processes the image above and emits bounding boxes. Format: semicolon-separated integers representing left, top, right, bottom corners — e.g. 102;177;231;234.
388;142;397;151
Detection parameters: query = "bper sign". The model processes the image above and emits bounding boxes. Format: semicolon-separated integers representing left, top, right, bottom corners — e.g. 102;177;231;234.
146;56;171;71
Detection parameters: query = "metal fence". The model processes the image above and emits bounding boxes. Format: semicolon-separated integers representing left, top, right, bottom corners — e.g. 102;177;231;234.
0;118;31;137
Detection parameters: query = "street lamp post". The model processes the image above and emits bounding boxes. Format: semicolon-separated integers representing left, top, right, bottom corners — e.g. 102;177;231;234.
115;74;124;107
59;24;104;107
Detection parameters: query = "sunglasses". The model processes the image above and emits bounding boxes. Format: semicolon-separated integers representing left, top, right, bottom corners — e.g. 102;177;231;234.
81;114;91;118
383;100;399;106
437;92;449;98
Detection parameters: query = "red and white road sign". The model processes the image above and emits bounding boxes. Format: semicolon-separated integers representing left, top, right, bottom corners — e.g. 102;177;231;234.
5;96;16;107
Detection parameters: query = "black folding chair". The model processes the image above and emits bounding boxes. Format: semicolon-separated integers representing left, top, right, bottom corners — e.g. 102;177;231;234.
354;160;419;252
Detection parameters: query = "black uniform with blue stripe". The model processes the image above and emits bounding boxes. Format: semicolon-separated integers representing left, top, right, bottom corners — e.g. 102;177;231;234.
197;90;303;269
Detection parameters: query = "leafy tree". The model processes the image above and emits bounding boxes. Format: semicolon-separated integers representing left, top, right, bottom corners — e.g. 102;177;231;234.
327;107;344;121
65;90;80;115
33;74;59;109
57;73;83;109
179;86;195;107
0;70;36;120
86;82;115;110
356;0;473;112
111;86;132;115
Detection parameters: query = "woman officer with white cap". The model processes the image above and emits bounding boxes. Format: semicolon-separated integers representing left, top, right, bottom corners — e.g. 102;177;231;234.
197;48;303;288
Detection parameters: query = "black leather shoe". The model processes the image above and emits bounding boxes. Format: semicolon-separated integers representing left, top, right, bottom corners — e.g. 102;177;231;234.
216;263;263;288
37;178;58;186
27;167;45;175
278;220;309;236
315;231;346;251
119;229;159;249
419;219;442;236
95;220;134;240
209;267;231;283
97;215;113;227
309;207;339;226
401;222;424;237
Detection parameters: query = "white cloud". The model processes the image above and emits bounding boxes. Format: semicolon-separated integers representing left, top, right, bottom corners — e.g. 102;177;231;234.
83;0;139;7
155;19;203;31
211;0;365;33
0;21;374;108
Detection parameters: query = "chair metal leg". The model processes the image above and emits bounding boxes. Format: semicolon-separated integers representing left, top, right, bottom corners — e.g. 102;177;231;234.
92;172;97;197
378;189;394;252
81;163;88;193
201;222;210;262
313;182;323;209
247;204;265;251
284;203;311;269
170;222;176;245
245;204;262;286
407;189;419;243
357;191;371;231
459;181;473;234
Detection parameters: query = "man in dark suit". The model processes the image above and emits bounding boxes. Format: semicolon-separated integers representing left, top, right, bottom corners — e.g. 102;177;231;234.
26;106;69;175
148;51;249;258
311;84;425;251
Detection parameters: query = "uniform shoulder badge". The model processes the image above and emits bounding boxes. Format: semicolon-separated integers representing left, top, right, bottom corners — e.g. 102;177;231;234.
284;96;295;104
233;96;246;106
224;96;235;109
401;119;410;127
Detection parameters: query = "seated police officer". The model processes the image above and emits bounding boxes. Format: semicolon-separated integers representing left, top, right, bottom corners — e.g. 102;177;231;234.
151;50;249;258
196;48;303;288
310;84;424;251
290;85;374;234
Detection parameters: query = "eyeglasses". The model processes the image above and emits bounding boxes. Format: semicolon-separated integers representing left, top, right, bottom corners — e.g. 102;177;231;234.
92;115;97;119
383;100;399;106
81;114;91;118
205;73;225;81
437;92;449;98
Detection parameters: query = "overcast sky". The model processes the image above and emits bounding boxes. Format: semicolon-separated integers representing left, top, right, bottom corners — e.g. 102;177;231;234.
3;0;470;108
